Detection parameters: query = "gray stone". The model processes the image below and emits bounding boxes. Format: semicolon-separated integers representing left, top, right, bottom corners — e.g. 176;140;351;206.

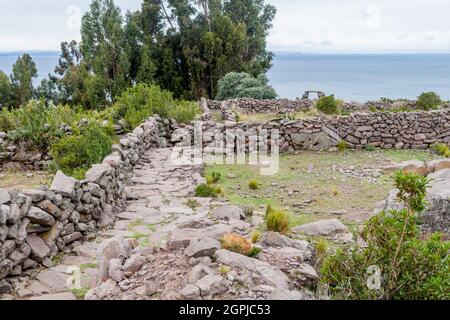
27;206;55;227
50;171;76;197
294;219;349;236
212;205;245;221
267;289;312;300
188;264;215;284
108;258;124;282
85;164;111;183
122;254;145;273
0;279;12;294
22;189;47;202
260;231;311;251
168;224;232;250
0;189;11;205
25;234;50;261
215;249;290;289
196;275;229;298
97;236;132;282
185;237;221;258
0;260;13;279
179;284;201;299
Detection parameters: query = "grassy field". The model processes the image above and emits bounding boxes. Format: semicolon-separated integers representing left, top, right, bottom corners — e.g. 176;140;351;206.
0;171;52;191
205;149;438;228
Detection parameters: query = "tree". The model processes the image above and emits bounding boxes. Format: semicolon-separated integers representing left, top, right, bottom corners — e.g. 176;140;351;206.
10;54;38;107
417;91;441;111
0;71;12;108
81;0;130;102
216;72;276;100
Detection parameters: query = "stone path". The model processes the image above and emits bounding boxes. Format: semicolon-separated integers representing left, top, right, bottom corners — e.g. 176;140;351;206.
3;148;212;300
3;147;323;300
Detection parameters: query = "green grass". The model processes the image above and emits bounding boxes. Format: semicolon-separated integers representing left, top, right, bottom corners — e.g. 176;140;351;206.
71;287;90;300
205;149;438;226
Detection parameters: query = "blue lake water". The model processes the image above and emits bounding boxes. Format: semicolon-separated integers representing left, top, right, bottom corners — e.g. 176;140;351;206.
268;53;450;102
1;51;450;102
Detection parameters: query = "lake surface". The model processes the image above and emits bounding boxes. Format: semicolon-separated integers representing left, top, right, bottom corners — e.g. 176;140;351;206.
268;53;450;102
1;51;450;102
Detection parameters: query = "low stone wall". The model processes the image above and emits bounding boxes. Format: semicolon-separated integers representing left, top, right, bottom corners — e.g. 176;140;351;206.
199;109;450;152
0;117;169;284
206;98;313;114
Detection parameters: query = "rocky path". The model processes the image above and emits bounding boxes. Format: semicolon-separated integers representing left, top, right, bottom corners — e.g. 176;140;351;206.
4;147;331;300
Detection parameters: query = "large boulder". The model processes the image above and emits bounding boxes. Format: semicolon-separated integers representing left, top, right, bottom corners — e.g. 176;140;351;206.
377;169;450;234
215;249;290;289
212;205;245;221
290;132;338;151
294;219;349;236
185;237;222;258
382;160;428;176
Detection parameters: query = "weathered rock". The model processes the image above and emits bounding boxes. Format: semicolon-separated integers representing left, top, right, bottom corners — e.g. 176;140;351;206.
85;164;111;183
36;200;61;218
188;264;215;284
122;253;145;273
294;219;349;236
382;160;428;176
0;279;12;294
428;159;450;173
97;236;132;282
25;234;50;262
267;289;313;300
179;284;201;299
50;171;76;197
168;224;232;250
260;231;311;251
27;206;55;227
0;189;11;205
212;205;245;221
215;249;290;289
108;258;124;282
196;275;229;298
185;237;221;258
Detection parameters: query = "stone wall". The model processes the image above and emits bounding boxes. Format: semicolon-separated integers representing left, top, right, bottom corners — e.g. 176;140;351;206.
206;98;313;114
0;117;169;283
199;109;450;152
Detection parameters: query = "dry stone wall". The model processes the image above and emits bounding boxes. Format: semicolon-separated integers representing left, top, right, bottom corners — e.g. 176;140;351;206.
199;109;450;152
0;117;170;283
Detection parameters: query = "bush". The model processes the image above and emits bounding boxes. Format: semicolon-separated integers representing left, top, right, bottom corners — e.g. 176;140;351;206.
265;207;291;234
195;184;223;198
113;84;200;129
417;92;441;111
206;171;222;185
364;144;376;152
216;72;277;100
248;179;259;190
321;171;450;300
221;233;253;256
50;121;112;179
337;140;348;152
251;230;262;244
431;143;450;157
316;95;339;115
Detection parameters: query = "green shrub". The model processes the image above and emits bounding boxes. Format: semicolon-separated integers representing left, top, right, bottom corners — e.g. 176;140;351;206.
50;121;112;179
316;95;339;115
206;171;222;185
337;140;348;152
195;184;223;198
248;246;262;257
431;143;450;157
417;92;441;111
251;230;262;243
364;144;376;152
265;208;291;234
114;84;200;129
248;179;259;190
321;171;450;300
216;72;277;100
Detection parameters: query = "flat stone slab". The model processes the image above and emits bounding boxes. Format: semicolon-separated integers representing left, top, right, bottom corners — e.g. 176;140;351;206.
168;224;232;250
215;249;290;289
294;219;349;236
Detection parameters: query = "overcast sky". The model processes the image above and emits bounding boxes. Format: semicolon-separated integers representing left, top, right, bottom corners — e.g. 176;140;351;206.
0;0;449;53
